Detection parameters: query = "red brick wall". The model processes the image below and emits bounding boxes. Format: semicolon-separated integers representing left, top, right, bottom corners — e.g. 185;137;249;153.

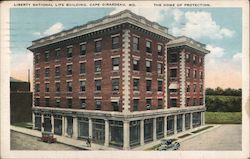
128;29;168;111
34;30;124;111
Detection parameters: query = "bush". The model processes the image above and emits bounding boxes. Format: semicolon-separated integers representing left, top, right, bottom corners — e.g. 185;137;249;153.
206;95;241;112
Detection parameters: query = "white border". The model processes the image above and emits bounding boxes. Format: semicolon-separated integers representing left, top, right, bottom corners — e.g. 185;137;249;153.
0;1;249;159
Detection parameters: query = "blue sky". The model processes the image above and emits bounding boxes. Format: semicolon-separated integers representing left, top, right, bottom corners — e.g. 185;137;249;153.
10;8;242;88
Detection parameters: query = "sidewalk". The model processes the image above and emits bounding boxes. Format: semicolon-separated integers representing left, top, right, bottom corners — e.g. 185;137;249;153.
10;126;116;150
11;124;220;151
133;124;221;150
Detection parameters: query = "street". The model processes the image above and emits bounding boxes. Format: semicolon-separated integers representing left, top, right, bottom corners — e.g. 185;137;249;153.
11;131;81;150
179;124;242;150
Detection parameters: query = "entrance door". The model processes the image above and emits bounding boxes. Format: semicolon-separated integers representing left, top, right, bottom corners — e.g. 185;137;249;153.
94;129;105;144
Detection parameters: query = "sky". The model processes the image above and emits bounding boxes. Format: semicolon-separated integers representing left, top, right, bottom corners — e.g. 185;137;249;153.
10;8;242;89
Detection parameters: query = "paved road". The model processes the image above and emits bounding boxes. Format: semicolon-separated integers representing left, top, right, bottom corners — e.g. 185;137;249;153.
179;124;242;151
11;131;81;150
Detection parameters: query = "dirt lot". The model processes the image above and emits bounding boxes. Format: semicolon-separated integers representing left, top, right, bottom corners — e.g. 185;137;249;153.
11;131;81;150
179;124;242;150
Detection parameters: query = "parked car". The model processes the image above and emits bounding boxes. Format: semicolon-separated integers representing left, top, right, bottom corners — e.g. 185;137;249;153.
41;132;57;143
157;139;180;151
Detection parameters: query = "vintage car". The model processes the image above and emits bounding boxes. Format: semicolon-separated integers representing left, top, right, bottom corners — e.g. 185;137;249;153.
157;139;180;151
41;132;57;143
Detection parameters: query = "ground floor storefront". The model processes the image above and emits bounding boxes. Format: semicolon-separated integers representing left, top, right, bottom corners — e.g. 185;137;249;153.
32;108;205;150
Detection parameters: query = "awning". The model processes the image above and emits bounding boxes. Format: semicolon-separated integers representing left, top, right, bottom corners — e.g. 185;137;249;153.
169;83;178;89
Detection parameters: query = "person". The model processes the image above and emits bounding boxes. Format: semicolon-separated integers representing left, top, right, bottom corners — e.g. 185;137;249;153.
86;136;91;147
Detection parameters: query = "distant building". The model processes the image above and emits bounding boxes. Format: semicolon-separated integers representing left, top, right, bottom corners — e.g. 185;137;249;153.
10;77;32;124
28;10;209;150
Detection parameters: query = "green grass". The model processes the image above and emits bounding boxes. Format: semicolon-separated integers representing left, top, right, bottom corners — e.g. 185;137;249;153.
12;122;33;129
206;95;241;100
191;126;213;133
205;112;242;124
178;134;191;138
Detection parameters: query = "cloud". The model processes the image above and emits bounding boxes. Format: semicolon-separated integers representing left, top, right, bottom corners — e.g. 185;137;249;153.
232;52;242;63
205;45;241;88
11;50;33;83
110;8;170;22
171;11;234;40
206;45;225;58
32;22;64;37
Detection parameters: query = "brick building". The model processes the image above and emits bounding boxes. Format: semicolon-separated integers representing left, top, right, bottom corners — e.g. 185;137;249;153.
10;77;32;124
28;10;209;149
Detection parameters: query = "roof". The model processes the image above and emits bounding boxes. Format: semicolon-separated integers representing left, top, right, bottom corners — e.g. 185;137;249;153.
28;10;175;51
10;77;27;82
167;36;210;54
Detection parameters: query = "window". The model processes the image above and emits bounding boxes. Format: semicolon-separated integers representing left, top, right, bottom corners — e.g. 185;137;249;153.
146;80;152;91
45;83;49;92
186;69;191;78
193;84;197;92
158;80;163;91
199;57;203;64
186;98;190;106
95;80;101;91
186;84;190;92
55;49;60;60
169;53;178;63
200;84;203;92
55;99;60;107
80;81;86;92
55;82;60;92
67;81;73;92
67;47;73;58
133;99;139;111
67;65;73;75
95;60;102;72
146;99;151;110
193;55;197;64
146;60;151;72
199;98;203;105
35;98;40;106
170;99;177;107
112;58;119;71
112;36;120;49
67;99;72;108
112;79;119;91
95;40;102;52
35;84;40;92
193;70;197;79
80;99;86;109
133;79;139;91
112;102;119;111
169;88;177;93
45;98;50;107
193;98;196;106
133;59;139;71
35;70;39;78
157;63;163;74
45;68;49;77
199;71;203;79
158;99;163;109
186;54;190;62
146;41;152;53
80;43;86;56
45;51;49;62
55;66;60;77
35;54;39;64
95;100;101;110
170;69;177;78
157;44;163;56
132;36;139;51
80;63;86;74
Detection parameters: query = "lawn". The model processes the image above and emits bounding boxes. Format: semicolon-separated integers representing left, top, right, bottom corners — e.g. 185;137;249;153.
205;112;242;124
